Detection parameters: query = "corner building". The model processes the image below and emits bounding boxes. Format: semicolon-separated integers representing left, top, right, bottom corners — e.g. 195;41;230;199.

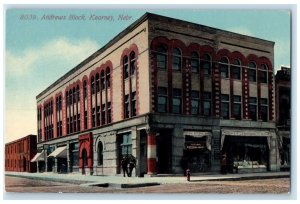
35;13;279;176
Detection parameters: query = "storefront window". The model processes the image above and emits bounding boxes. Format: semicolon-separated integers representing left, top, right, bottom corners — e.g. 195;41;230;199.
121;133;132;156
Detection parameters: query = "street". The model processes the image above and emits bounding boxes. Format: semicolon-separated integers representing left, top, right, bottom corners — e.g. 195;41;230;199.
5;176;290;194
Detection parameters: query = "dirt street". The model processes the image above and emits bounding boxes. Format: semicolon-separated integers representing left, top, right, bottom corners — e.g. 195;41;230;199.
5;176;290;194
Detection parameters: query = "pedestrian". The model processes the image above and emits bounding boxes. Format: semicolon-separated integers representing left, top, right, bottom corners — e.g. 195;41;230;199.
221;154;227;174
121;156;128;177
128;155;136;177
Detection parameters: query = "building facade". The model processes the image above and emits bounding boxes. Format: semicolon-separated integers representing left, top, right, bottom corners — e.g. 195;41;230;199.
35;13;279;176
275;66;291;170
5;135;37;173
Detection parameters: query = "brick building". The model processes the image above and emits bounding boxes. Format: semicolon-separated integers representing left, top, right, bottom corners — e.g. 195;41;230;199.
5;135;37;173
34;13;279;176
275;66;291;170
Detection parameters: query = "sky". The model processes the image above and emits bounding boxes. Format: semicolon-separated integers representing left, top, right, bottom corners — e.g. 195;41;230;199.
4;8;291;143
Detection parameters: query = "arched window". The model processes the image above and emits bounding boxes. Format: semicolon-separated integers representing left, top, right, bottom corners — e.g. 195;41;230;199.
76;85;80;103
157;44;167;69
83;81;87;99
191;52;199;73
172;48;181;71
72;87;76;104
96;73;100;93
232;59;241;80
219;57;229;78
106;67;110;88
259;64;268;83
91;76;95;95
248;62;257;82
203;54;212;76
101;70;105;90
130;52;136;75
123;56;129;79
97;141;103;166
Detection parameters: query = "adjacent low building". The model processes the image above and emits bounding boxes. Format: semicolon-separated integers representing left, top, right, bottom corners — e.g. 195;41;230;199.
34;12;280;176
5;135;37;173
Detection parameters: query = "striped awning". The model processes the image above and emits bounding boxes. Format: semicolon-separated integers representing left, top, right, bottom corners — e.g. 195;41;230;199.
48;146;67;158
30;151;45;162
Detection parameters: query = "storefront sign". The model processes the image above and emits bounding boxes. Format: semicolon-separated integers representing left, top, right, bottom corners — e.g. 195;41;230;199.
185;141;206;150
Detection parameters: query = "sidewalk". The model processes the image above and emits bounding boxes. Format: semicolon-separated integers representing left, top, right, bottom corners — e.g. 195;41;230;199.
5;171;290;187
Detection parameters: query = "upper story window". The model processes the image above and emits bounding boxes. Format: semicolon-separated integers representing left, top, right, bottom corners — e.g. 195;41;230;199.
76;85;80;103
249;97;257;121
83;81;87;99
191;52;199;73
101;70;105;90
172;88;182;114
221;94;230;119
124;94;130;118
191;90;200;115
232;59;241;80
203;54;212;76
131;91;136;117
220;57;229;78
130;52;136;76
91;76;95;95
203;92;211;116
157;87;167;113
66;91;69;107
233;95;242;120
259;64;268;83
123;56;129;79
106;67;110;88
96;73;100;93
172;48;181;71
157;44;167;69
248;62;257;82
260;98;268;122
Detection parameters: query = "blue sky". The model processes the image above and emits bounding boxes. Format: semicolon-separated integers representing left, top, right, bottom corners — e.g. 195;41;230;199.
5;9;290;142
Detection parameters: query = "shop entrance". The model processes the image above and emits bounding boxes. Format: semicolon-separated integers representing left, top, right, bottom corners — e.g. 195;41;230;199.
222;136;269;173
23;157;27;172
157;129;172;174
82;149;87;175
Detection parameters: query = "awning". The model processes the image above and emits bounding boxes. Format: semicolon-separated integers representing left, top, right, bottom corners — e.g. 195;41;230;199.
184;131;211;151
221;129;272;150
48;146;67;158
31;151;45;162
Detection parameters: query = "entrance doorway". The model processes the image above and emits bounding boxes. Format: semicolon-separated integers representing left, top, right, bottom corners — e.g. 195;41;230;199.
156;129;172;174
82;149;87;175
23;157;27;172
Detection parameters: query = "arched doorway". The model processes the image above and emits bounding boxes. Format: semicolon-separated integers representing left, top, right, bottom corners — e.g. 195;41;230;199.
82;149;87;175
97;142;103;166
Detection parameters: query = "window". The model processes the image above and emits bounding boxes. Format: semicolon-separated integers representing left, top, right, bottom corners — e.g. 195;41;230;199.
107;102;111;124
91;76;95;95
203;54;212;76
233;95;242;120
123;56;129;79
106;67;110;88
130;52;136;75
249;97;257;121
96;106;100;126
102;104;106;125
83;81;87;99
203;92;211;116
191;90;200;115
84;111;88;129
124;94;130;118
101;70;105;90
232;59;241;80
221;94;230;119
97;142;103;166
157;44;167;69
220;57;229;78
157;87;167;113
92;108;96;127
121;133;132;156
66;118;70;134
259;64;268;83
70;116;73;133
131;91;136;117
172;88;182;114
260;98;268;122
172;48;181;71
77;114;80;132
96;73;100;92
191;52;199;73
248;62;257;82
